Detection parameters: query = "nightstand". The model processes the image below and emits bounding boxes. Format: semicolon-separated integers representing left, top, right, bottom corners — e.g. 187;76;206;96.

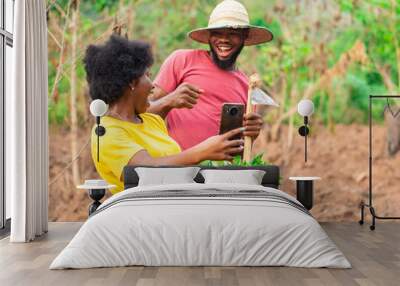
77;180;115;216
289;177;321;210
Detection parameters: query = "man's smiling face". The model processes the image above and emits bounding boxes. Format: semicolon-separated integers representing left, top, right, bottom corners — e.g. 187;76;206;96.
208;28;247;70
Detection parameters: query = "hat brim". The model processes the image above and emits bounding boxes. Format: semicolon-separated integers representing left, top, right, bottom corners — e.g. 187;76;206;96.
188;25;273;46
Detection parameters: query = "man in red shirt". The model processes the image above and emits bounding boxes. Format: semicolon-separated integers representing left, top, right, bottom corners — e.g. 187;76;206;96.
148;0;273;151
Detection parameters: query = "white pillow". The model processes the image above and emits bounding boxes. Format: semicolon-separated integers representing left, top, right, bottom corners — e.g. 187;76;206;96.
135;167;200;186
200;169;266;185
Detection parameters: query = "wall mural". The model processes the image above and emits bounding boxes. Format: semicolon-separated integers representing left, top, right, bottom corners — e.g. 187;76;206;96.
46;0;400;222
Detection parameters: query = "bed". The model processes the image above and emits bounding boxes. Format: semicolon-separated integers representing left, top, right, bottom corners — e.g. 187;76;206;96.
50;165;351;269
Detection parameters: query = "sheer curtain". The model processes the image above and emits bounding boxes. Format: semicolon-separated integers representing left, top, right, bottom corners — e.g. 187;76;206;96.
8;0;48;242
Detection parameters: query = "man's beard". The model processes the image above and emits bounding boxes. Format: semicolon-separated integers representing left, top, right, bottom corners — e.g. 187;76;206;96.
209;43;244;71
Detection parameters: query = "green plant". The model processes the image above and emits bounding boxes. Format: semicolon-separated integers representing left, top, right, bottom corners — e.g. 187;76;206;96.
199;154;282;184
200;153;270;167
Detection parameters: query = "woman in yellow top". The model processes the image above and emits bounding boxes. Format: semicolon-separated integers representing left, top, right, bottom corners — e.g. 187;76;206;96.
84;35;245;194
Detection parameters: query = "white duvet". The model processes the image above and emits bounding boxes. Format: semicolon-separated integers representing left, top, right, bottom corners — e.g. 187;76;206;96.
50;183;351;269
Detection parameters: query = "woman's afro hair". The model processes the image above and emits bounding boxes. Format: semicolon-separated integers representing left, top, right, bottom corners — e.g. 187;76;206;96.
83;34;153;105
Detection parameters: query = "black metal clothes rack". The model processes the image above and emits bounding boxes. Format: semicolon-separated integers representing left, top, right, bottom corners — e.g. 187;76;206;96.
359;95;400;230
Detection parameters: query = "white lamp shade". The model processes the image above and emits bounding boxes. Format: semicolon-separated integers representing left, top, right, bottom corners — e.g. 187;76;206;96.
90;99;108;117
297;99;314;117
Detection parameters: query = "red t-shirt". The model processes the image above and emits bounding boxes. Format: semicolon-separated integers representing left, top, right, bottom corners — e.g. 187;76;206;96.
154;49;248;150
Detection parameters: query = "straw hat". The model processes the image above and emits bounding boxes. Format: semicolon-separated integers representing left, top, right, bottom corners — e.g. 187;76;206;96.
188;0;273;46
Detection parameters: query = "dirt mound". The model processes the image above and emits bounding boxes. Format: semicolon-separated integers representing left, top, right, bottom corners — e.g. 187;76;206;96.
49;124;400;222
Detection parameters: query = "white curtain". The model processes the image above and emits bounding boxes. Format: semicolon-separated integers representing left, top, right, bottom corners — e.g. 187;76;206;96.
8;0;49;242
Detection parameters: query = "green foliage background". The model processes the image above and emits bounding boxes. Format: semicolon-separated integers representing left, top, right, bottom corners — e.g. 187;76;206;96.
47;0;400;126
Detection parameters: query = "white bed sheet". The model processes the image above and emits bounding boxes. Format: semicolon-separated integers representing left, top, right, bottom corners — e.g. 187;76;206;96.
50;183;351;269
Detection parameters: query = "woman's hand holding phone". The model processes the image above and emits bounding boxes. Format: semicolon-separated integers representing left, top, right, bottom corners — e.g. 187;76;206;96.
193;127;245;161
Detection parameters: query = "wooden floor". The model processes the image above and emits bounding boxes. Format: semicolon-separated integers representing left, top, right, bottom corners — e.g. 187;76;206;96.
0;222;399;286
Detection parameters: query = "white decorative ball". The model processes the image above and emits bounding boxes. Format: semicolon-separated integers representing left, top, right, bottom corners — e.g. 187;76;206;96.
297;99;314;117
90;99;108;117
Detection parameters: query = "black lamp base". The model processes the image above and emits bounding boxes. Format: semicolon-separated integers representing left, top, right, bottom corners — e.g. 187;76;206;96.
298;126;309;136
95;125;106;136
88;188;106;216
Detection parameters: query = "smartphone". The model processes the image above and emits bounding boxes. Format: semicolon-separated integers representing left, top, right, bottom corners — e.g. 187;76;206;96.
219;103;245;140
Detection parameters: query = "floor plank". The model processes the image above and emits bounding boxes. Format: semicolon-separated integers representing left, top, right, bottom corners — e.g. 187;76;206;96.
0;222;399;286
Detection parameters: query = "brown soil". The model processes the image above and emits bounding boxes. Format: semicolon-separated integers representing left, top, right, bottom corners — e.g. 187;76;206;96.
49;125;107;221
49;124;400;222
